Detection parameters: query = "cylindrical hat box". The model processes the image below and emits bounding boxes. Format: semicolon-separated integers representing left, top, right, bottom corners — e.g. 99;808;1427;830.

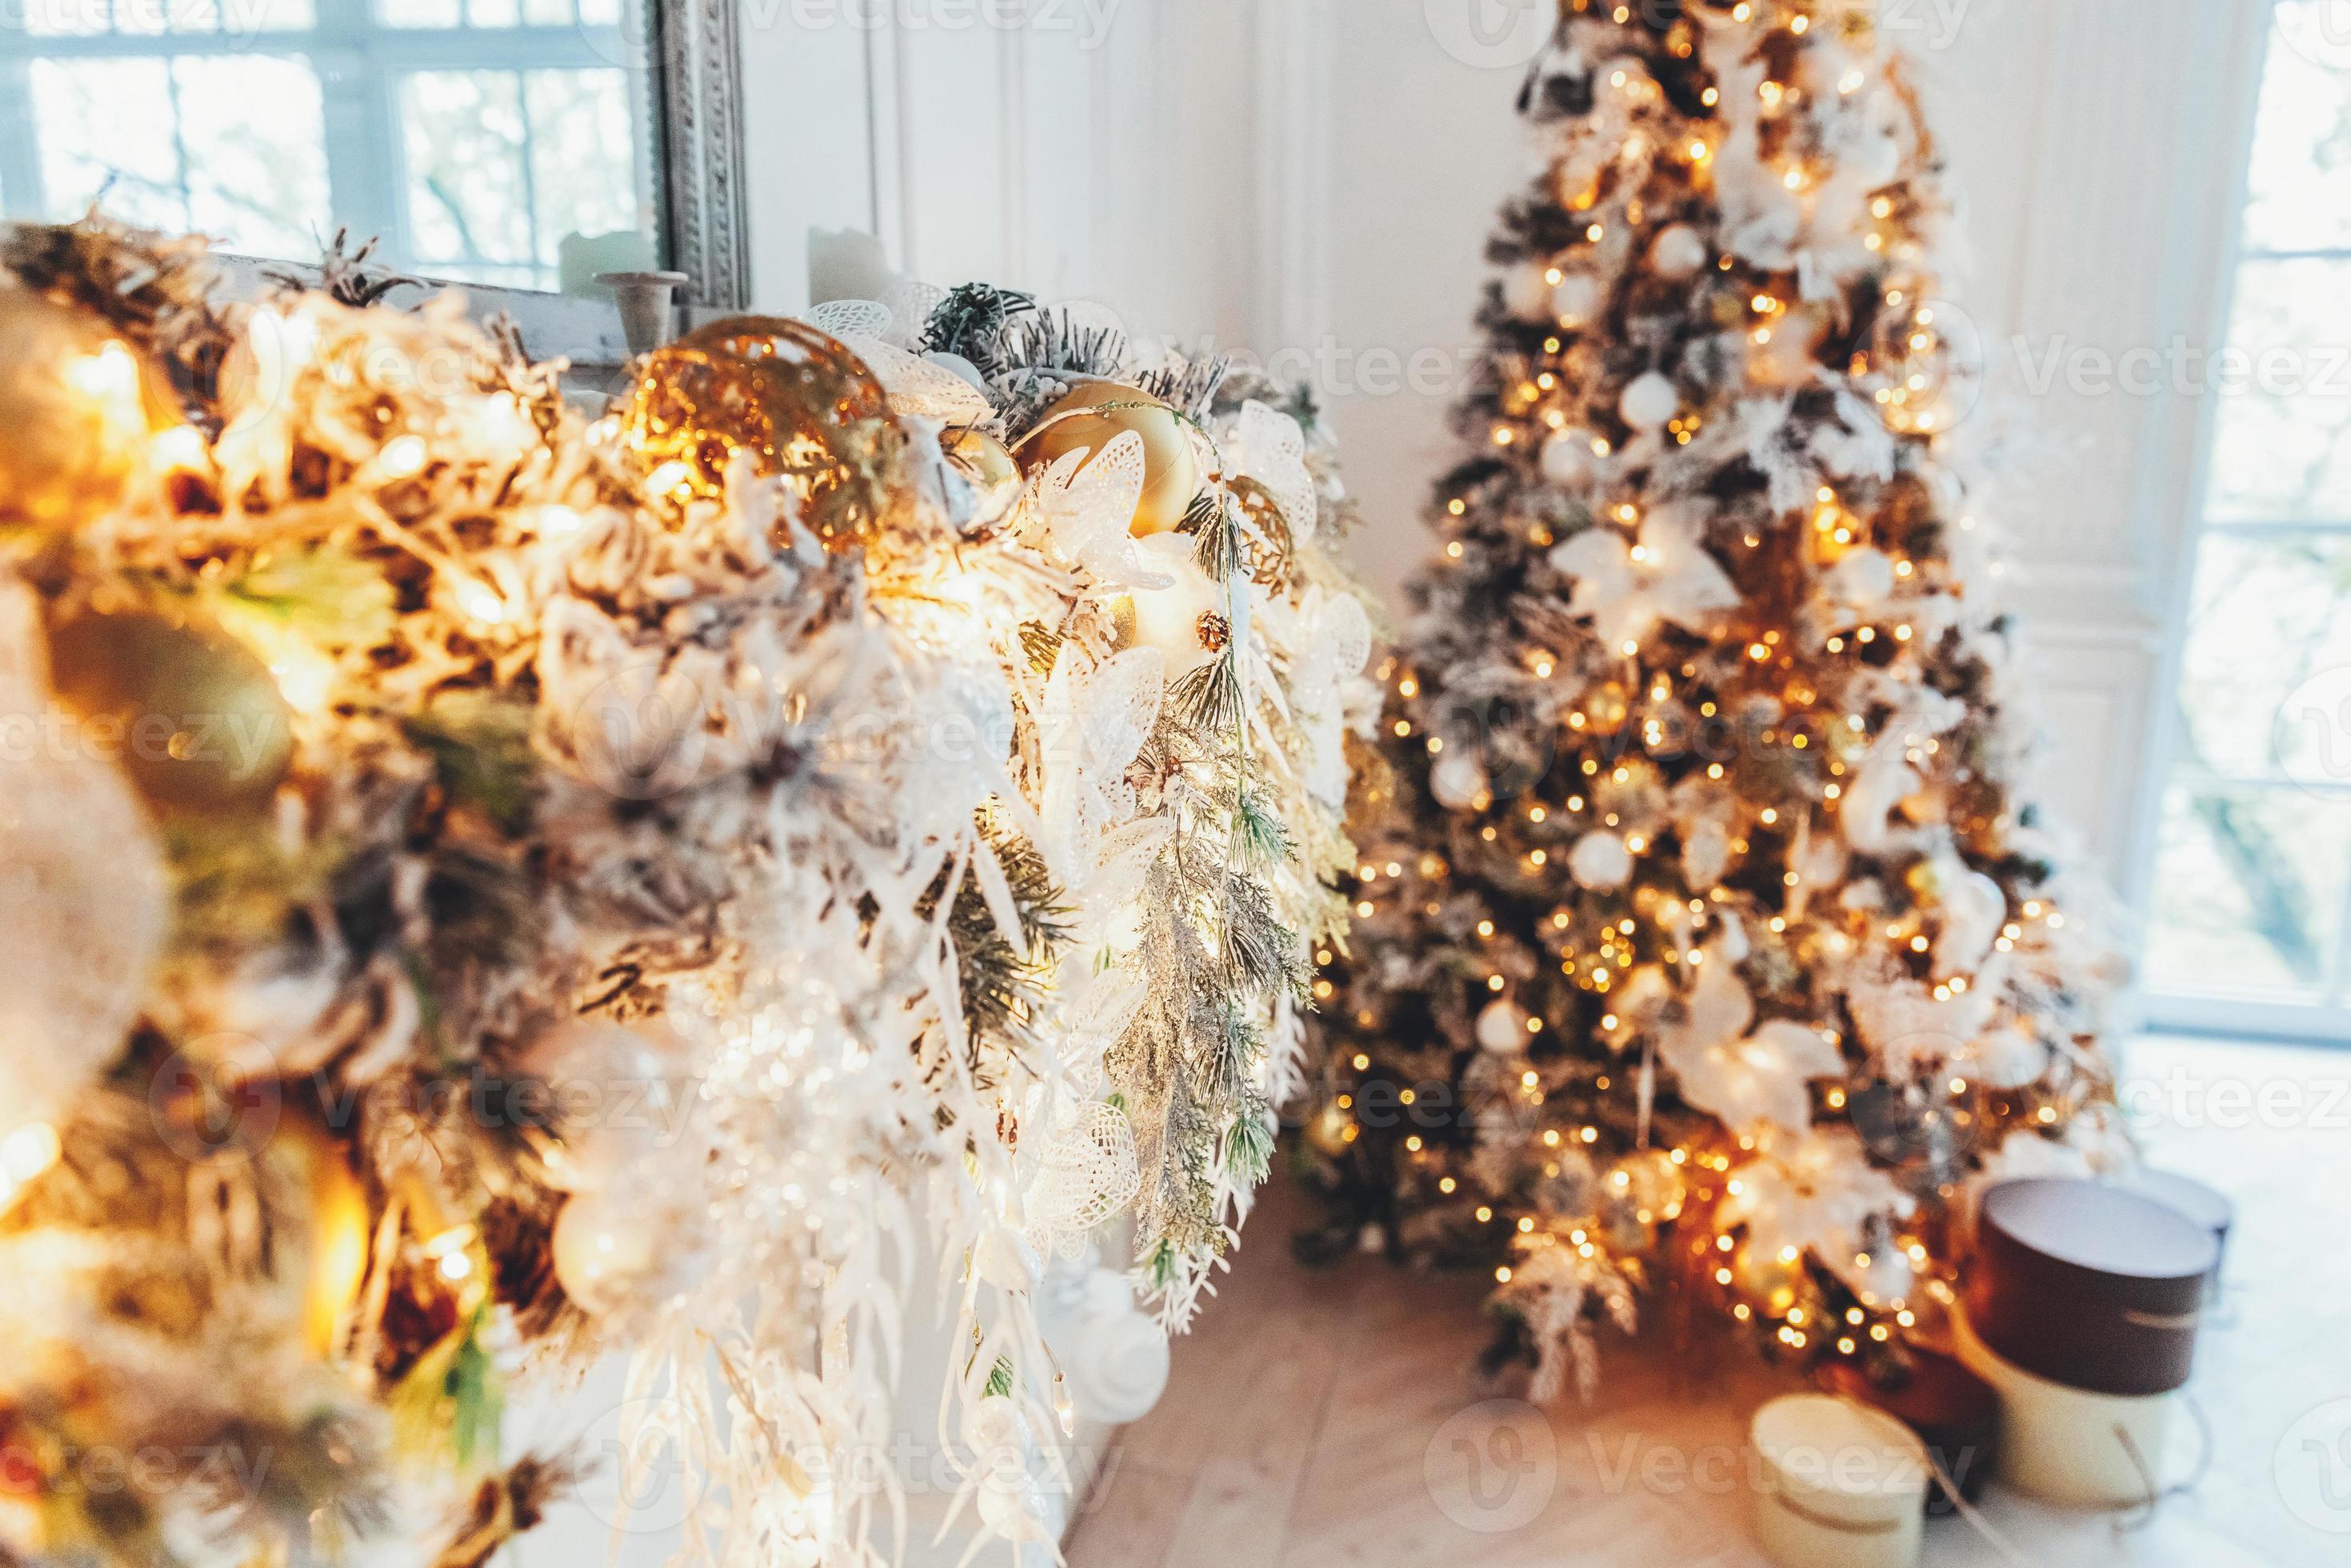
1821;1349;1999;1514
2113;1168;2234;1302
1749;1394;1929;1568
1969;1178;2217;1397
1952;1303;2177;1510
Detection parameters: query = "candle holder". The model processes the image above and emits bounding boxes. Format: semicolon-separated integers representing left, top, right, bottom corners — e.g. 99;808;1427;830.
597;270;692;356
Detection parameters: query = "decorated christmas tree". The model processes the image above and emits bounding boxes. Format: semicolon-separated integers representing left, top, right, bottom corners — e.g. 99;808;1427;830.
1301;0;2130;1398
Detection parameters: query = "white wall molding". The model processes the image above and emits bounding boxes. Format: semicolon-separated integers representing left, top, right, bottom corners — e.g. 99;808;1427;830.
1251;0;1338;358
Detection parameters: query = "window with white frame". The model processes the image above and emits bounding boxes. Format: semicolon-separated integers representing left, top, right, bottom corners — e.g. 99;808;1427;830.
0;0;658;294
2145;0;2351;1031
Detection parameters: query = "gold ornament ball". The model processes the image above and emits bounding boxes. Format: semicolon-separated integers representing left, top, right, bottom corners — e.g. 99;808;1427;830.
46;605;295;814
944;427;1022;524
0;286;171;530
619;315;895;553
1022;380;1201;536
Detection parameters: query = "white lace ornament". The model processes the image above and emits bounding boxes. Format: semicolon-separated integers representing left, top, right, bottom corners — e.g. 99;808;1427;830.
1225;399;1319;543
1027;1101;1142;1258
1717;1128;1917;1302
1028;430;1166;590
806;298;994;425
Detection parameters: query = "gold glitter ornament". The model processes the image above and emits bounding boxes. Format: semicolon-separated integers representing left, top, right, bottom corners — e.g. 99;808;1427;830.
45;604;295;813
0;286;174;530
1228;477;1297;587
618;315;896;553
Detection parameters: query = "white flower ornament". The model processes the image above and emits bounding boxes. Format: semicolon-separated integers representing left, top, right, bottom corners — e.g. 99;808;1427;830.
1225;399;1319;542
1548;502;1738;653
1718;1128;1917;1298
1654;958;1845;1134
1028;430;1169;591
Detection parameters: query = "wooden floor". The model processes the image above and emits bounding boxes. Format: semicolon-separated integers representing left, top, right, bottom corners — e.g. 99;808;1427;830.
1066;1036;2351;1567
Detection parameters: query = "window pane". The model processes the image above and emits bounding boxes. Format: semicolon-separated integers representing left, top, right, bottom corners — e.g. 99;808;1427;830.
11;0;646;291
2175;532;2351;783
381;0;462;27
2245;14;2351;254
522;68;640;267
398;70;535;275
174;55;332;259
2145;785;2351;1002
20;0;110;38
28;58;187;232
2204;258;2351;523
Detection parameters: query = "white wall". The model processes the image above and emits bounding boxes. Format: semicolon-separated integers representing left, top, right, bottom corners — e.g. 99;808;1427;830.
735;0;1268;343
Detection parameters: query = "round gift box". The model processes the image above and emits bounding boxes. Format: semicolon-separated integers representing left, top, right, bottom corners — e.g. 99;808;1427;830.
1969;1178;2217;1397
2114;1167;2234;1300
1749;1394;1929;1568
1821;1348;1999;1514
1952;1302;2177;1510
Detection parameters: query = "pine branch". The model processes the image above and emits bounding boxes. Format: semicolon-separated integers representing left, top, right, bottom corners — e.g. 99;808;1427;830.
1231;788;1298;870
1221;873;1308;1002
1170;654;1242;734
998;308;1127;379
920;282;1037;378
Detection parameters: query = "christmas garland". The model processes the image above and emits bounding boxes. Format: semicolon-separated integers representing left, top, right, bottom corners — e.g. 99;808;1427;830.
0;218;1376;1562
1302;0;2130;1402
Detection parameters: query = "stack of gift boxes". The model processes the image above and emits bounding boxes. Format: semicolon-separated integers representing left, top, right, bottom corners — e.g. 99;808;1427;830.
1747;1170;2232;1568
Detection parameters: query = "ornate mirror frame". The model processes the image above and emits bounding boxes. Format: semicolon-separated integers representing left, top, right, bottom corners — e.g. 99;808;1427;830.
656;0;753;321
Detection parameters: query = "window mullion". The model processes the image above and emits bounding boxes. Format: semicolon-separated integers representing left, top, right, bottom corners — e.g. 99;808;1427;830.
0;58;46;219
312;0;402;266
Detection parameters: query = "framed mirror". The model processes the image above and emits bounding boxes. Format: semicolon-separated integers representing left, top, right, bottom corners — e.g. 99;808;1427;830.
0;0;746;362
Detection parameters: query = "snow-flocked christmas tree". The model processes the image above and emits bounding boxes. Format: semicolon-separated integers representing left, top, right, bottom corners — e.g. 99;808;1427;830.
1301;0;2131;1398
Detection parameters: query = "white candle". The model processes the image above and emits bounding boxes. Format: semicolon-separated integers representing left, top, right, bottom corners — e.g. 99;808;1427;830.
556;229;658;299
806;228;896;307
1749;1394;1928;1568
1953;1304;2177;1510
